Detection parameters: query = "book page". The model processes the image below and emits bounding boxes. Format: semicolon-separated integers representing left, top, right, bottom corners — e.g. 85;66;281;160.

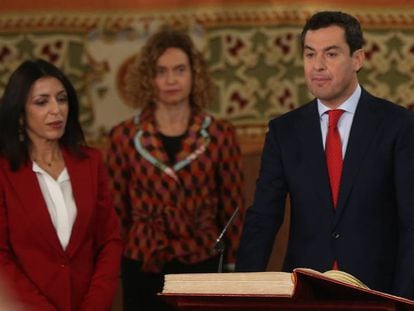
323;270;369;289
294;268;369;289
162;272;295;295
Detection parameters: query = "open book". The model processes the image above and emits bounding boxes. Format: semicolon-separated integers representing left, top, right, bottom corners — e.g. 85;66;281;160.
162;268;365;296
161;268;414;310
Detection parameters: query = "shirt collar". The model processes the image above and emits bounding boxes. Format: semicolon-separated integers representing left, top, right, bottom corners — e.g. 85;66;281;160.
317;84;361;117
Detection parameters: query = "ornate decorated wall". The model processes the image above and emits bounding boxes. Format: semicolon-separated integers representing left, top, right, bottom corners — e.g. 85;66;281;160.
1;0;414;150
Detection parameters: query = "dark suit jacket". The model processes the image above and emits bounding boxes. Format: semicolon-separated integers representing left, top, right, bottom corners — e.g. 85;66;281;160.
236;89;414;299
0;147;123;311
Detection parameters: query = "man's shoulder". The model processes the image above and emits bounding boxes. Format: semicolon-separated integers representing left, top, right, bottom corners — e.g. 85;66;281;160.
269;100;316;126
361;89;412;116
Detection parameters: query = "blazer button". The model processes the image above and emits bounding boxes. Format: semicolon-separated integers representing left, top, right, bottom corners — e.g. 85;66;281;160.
332;232;340;239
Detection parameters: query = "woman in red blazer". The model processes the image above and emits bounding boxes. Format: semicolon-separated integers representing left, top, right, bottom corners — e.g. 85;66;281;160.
0;59;123;311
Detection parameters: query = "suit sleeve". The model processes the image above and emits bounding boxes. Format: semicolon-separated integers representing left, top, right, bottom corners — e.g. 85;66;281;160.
236;120;288;272
215;122;244;264
0;172;57;310
392;114;414;299
79;152;123;311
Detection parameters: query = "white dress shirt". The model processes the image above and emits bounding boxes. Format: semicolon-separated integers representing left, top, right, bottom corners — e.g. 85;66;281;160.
33;162;77;250
318;84;361;157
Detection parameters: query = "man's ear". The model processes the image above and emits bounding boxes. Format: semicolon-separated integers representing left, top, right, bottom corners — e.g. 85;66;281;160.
352;49;365;72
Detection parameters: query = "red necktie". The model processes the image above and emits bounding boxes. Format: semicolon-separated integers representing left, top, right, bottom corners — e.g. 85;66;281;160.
325;109;344;208
326;109;344;271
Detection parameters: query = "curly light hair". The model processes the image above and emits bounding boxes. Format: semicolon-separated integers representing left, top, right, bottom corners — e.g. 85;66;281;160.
125;27;214;111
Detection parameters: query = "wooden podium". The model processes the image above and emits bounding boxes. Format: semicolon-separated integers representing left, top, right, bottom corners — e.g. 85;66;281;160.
160;294;400;310
160;269;414;311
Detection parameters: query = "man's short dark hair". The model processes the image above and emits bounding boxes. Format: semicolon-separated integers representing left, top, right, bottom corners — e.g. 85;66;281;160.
300;11;364;55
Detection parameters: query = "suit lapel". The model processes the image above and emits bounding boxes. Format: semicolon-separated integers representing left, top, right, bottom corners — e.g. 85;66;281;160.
63;149;94;257
174;112;210;171
333;90;384;227
176;113;203;163
134;108;181;182
295;102;333;210
139;110;170;167
5;161;65;255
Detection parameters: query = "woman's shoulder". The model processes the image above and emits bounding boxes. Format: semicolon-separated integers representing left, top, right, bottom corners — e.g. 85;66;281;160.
203;113;236;133
64;145;103;163
80;145;102;157
109;116;137;135
0;155;8;170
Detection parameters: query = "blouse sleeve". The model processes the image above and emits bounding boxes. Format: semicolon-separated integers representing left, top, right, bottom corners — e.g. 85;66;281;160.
106;125;133;239
215;122;245;264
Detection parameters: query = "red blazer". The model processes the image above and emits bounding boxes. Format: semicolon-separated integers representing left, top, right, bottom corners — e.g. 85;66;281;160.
0;147;123;311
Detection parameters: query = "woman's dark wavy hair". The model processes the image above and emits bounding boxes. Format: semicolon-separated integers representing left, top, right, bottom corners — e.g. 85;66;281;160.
0;59;86;171
300;11;364;55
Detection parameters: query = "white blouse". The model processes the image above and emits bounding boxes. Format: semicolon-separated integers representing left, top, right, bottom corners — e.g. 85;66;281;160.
32;162;77;250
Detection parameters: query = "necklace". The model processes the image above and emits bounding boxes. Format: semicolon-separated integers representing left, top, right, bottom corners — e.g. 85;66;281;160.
32;158;52;167
30;147;62;169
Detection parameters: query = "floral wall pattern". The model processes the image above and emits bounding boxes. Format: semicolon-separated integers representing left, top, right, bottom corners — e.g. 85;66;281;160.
1;4;414;146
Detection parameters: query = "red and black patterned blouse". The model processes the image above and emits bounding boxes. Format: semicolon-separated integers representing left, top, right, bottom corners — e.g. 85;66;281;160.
106;107;244;272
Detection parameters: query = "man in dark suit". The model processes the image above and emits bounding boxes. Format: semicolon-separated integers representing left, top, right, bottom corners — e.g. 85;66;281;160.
236;11;414;299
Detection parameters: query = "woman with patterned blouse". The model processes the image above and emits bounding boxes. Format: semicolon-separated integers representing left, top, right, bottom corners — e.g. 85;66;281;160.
106;28;244;311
